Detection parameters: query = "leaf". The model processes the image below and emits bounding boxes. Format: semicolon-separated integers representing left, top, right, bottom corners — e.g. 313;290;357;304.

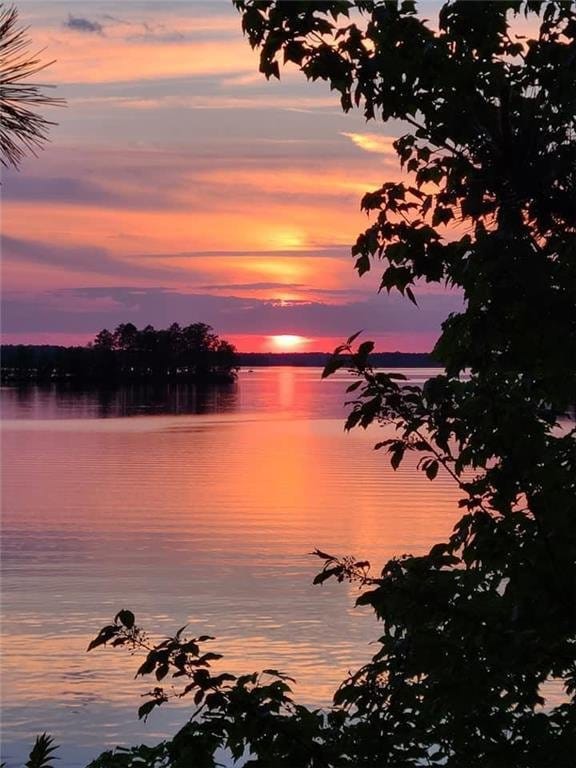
322;355;344;379
391;446;405;470
25;735;58;768
137;700;160;722
355;253;370;275
356;340;375;359
211;672;236;686
262;669;296;682
425;460;439;480
311;548;335;560
283;41;305;65
155;664;169;681
405;286;418;305
346;379;363;393
175;625;188;639
182;640;200;655
135;656;157;677
344;409;362;431
429;542;449;559
346;330;363;345
313;567;340;585
114;609;135;629
87;625;118;652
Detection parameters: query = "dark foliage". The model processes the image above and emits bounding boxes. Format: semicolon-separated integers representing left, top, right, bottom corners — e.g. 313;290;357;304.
0;3;63;168
1;734;60;768
24;735;59;768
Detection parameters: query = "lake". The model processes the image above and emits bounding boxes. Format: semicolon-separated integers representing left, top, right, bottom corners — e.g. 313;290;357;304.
1;367;460;766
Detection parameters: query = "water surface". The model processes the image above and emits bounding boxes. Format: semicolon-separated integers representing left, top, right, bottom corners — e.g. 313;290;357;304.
1;367;460;765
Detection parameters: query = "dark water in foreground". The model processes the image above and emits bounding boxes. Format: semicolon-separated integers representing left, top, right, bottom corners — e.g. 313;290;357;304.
2;367;462;766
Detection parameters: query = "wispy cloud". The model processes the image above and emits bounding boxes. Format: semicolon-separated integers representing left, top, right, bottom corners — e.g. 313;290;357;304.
64;15;103;34
1;235;185;282
70;94;338;112
341;132;398;155
2;286;463;344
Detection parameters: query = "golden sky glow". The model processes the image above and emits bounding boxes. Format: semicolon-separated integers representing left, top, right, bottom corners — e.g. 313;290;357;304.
341;132;398;155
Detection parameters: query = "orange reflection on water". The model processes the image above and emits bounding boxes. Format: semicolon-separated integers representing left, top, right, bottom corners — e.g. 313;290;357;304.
2;370;462;760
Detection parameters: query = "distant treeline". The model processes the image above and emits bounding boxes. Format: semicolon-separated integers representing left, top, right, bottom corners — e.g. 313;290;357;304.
2;335;435;385
1;323;237;384
237;351;435;367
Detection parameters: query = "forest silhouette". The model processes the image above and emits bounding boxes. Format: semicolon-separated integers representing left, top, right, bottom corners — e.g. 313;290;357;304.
1;323;238;384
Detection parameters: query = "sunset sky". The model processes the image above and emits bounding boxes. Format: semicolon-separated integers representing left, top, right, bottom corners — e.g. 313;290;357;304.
2;0;463;352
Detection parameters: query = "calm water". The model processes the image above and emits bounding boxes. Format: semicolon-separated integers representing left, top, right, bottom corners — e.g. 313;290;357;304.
1;367;460;766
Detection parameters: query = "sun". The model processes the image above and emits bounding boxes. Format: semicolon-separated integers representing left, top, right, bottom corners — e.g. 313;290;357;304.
269;334;308;350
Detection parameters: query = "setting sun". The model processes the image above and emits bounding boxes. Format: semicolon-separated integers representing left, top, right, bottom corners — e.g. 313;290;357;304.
268;227;306;250
269;334;309;350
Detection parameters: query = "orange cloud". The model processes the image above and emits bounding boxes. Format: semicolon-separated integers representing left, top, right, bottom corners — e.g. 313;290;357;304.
195;167;389;198
32;25;259;85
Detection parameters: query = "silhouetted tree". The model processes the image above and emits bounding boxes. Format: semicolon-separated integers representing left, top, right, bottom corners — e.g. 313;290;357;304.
0;3;62;168
93;329;114;351
112;322;138;353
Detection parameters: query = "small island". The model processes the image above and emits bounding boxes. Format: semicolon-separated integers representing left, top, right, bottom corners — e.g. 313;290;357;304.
1;322;238;384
